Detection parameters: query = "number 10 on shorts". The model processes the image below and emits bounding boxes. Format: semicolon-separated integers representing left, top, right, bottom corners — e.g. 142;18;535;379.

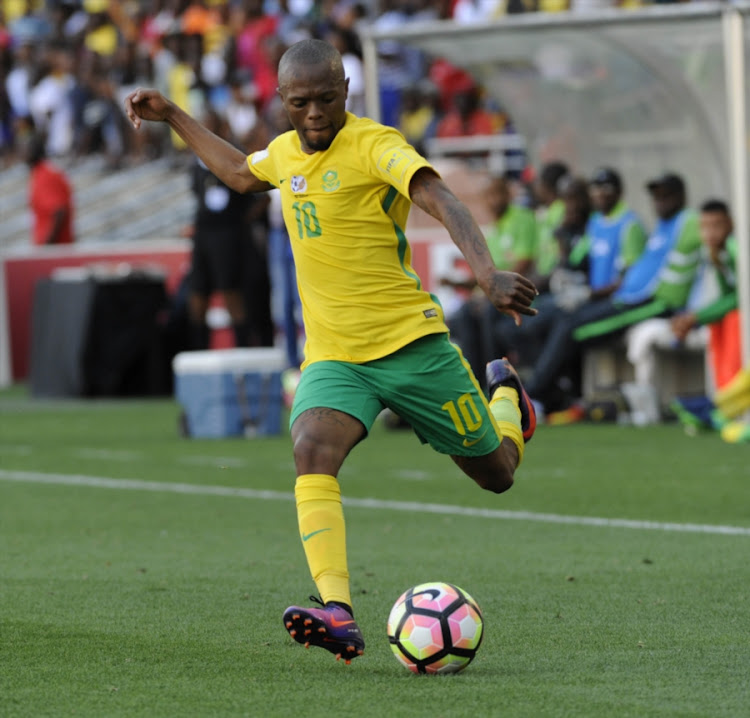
442;394;482;436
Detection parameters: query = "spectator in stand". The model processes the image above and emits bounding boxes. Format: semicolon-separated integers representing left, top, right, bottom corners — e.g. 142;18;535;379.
225;68;259;149
8;0;51;46
114;42;165;162
28;39;75;157
165;31;202;154
538;0;570;11
5;39;34;141
181;0;221;43
146;6;180;97
446;173;537;387
429;58;475;119
435;84;498;138
523;171;702;410
230;0;279;111
70;51;126;168
83;6;118;59
398;80;440;156
627;199;739;424
139;0;180;58
325;25;364;117
452;0;505;23
25;130;74;245
373;0;436;128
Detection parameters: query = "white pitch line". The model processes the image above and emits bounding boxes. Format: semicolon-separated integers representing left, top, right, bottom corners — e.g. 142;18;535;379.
1;469;749;537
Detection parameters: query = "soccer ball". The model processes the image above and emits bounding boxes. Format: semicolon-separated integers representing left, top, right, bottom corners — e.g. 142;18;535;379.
387;581;484;674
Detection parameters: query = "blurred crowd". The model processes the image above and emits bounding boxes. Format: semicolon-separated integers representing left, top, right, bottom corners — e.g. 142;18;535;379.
0;0;720;169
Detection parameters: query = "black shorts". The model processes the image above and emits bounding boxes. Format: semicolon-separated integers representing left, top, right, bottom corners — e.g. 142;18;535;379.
190;225;245;294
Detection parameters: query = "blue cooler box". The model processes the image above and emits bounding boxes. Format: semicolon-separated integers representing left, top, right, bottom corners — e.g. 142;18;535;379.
173;348;287;438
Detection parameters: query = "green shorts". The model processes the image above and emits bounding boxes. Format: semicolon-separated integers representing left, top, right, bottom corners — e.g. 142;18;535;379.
290;333;502;457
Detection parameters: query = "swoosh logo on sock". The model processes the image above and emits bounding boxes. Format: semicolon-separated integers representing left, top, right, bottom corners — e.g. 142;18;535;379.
301;528;332;542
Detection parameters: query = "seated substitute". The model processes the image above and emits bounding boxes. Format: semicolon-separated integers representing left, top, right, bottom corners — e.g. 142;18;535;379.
523;171;701;407
627;199;739;423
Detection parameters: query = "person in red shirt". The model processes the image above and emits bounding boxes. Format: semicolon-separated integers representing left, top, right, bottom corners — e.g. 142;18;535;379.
435;85;499;138
26;133;74;245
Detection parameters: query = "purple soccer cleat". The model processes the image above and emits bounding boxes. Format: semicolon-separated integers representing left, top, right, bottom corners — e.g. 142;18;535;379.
283;597;365;664
486;357;537;443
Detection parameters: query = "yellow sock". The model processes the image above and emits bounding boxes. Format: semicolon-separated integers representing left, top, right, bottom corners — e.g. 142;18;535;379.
716;395;750;420
489;386;525;464
715;368;750;419
295;474;352;609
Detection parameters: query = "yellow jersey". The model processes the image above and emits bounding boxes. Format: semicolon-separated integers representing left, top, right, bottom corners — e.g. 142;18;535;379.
247;113;448;368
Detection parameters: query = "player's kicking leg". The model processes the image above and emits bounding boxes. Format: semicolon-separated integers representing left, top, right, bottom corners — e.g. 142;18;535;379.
448;356;536;495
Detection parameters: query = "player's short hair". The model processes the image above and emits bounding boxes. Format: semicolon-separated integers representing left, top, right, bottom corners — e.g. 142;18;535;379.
589;167;622;193
539;161;570;193
700;198;730;216
278;39;345;86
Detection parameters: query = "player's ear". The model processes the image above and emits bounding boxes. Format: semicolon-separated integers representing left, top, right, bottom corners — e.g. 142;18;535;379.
343;77;349;99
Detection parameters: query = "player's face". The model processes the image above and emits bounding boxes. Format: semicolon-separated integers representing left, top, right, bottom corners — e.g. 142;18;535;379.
699;210;732;253
279;62;349;154
590;184;619;215
650;186;684;220
485;178;509;217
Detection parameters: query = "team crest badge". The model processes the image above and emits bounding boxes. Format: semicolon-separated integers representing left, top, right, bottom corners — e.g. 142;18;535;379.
291;175;307;193
322;170;340;192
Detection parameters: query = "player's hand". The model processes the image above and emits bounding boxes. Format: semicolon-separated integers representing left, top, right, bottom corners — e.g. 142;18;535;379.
484;270;538;326
670;313;696;342
124;88;172;130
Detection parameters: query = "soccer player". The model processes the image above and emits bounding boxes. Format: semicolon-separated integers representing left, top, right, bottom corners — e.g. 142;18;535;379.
125;39;538;665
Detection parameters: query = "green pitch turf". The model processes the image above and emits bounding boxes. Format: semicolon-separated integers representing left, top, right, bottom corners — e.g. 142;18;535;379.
1;386;749;718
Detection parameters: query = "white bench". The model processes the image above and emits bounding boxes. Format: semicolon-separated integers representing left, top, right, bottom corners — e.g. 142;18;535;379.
581;341;707;415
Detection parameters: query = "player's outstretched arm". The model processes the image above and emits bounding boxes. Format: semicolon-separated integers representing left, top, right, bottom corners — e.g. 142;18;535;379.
409;168;538;325
124;88;274;195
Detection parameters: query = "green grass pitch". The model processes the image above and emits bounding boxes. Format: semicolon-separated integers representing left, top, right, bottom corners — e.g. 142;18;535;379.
1;385;749;717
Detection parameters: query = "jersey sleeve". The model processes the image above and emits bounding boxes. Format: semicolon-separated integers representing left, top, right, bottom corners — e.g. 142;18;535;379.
363;124;434;199
246;145;278;187
654;211;703;309
694;236;738;325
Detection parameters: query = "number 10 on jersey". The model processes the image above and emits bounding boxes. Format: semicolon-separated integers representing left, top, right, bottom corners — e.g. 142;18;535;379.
292;201;322;239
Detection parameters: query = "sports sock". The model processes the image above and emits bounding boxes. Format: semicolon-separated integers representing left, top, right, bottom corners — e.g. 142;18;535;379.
720;421;750;444
294;474;352;610
489;386;524;464
715;393;750;421
714;368;750;418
